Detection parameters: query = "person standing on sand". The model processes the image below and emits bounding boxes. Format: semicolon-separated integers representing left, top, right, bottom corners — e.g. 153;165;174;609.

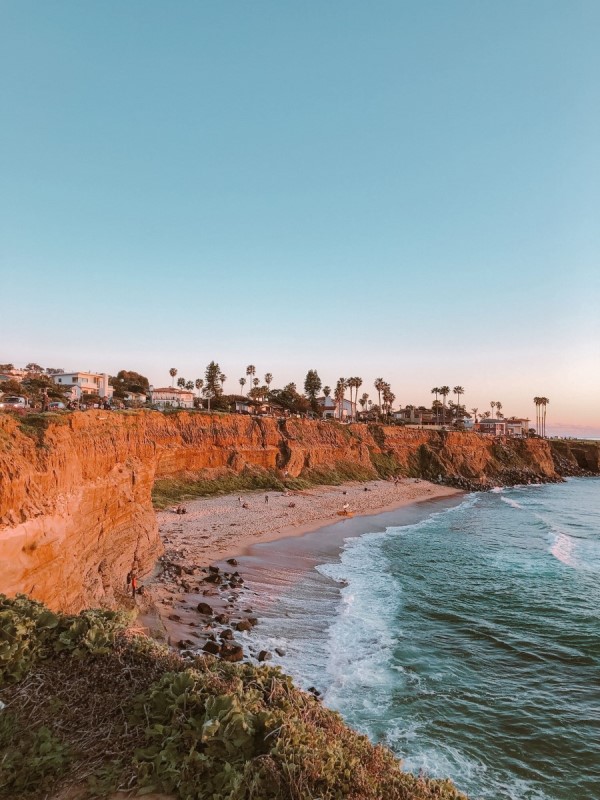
265;494;269;504
238;496;242;506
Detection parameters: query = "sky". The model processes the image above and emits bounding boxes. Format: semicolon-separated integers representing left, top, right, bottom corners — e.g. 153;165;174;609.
1;1;599;435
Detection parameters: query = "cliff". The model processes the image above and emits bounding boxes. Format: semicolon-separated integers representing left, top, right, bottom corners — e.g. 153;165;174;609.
1;410;596;613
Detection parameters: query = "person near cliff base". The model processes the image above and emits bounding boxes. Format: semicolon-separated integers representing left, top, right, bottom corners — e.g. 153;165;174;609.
265;495;269;504
131;573;137;598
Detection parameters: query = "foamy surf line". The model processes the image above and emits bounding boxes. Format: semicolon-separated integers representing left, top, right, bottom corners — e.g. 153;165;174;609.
237;491;468;685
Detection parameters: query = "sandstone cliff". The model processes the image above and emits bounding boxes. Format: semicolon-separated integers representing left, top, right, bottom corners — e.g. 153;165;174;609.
1;410;596;612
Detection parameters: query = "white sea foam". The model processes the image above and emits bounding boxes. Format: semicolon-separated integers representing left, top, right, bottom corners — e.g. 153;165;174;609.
501;495;523;510
549;531;577;568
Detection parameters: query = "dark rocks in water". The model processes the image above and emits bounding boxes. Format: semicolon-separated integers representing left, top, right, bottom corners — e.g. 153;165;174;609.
167;613;182;622
214;613;230;624
196;602;213;615
258;650;272;662
203;640;221;655
202;588;218;596
220;628;234;641
275;647;286;657
204;573;221;584
236;619;252;632
307;686;321;697
177;639;194;649
208;565;220;574
247;617;258;627
227;558;238;566
220;642;244;662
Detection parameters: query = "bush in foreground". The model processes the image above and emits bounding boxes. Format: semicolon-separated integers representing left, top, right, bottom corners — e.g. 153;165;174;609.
0;595;467;800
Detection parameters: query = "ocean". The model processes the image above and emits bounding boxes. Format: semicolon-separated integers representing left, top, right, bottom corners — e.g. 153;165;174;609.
240;478;600;800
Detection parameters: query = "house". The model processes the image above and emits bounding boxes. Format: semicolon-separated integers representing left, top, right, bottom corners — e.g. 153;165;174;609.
253;401;287;417
316;396;357;421
123;391;148;406
233;397;253;414
506;418;529;437
150;387;195;409
53;372;113;400
477;418;506;436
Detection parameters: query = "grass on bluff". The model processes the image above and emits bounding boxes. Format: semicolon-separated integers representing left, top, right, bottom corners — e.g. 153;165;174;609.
0;594;467;800
152;462;377;509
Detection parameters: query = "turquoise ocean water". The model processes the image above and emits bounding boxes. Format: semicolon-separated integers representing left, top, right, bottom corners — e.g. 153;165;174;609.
245;479;600;799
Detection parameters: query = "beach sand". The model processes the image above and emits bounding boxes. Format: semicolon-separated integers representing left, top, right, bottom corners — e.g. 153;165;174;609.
141;478;461;654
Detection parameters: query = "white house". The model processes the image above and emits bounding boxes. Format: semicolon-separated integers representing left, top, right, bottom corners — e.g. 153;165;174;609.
123;391;148;406
53;372;113;400
150;387;195;409
317;396;357;421
506;418;530;437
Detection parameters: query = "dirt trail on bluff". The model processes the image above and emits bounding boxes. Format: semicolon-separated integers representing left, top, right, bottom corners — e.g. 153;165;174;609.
1;410;595;613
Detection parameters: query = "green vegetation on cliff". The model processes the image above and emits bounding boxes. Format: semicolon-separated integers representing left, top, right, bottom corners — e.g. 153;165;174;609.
0;595;466;800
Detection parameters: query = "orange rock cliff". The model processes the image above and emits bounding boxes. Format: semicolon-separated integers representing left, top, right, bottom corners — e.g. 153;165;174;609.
1;411;597;612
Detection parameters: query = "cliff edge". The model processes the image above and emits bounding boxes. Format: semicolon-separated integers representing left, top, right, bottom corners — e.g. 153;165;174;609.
1;411;595;612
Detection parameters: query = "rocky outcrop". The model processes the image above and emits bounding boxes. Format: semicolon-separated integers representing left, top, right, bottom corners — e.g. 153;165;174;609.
1;410;596;613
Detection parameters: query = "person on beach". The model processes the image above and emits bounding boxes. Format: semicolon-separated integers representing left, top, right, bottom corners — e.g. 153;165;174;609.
265;495;269;504
238;496;242;506
130;572;137;598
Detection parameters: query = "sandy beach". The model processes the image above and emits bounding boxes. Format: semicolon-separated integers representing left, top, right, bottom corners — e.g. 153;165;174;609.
141;478;460;654
155;477;460;562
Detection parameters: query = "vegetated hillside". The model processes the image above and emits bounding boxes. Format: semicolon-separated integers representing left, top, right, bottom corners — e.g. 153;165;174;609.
0;595;467;800
1;410;596;613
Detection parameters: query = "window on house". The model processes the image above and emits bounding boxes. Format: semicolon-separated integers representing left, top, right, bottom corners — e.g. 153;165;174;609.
72;377;77;382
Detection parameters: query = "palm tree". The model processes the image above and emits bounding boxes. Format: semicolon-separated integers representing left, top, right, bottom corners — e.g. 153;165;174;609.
495;401;503;419
533;397;542;436
323;386;331;397
195;378;204;402
177;377;185;388
471;407;478;422
220;374;227;392
359;392;369;418
431;388;440;423
374;378;385;420
169;368;177;387
239;377;246;395
539;397;549;437
353;377;363;422
246;365;256;384
490;400;496;418
382;384;395;422
439;386;450;424
453;386;465;417
335;378;346;421
252;377;260;390
264;373;273;392
185;380;194;391
482;410;491;419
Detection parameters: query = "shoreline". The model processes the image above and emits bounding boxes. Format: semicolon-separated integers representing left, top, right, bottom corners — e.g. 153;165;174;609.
141;479;462;656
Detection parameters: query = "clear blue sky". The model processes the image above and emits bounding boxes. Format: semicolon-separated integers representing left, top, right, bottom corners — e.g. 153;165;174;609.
1;1;599;433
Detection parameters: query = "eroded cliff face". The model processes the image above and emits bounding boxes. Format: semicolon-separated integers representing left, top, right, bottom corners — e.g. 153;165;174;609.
1;410;595;612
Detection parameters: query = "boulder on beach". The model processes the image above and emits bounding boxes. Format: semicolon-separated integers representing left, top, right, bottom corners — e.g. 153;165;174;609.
220;642;244;662
236;620;252;632
196;602;213;615
203;640;221;655
258;650;272;662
